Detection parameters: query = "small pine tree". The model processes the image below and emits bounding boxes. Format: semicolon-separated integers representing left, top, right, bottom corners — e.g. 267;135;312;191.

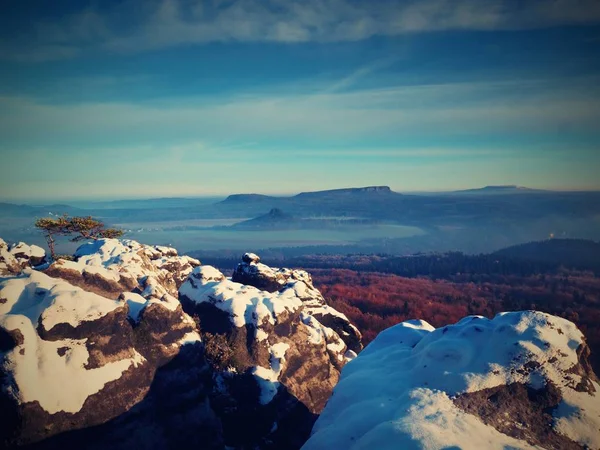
35;215;124;260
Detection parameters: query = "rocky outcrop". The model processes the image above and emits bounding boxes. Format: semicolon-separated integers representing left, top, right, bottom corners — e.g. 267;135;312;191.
232;253;362;354
180;254;363;449
1;240;361;450
303;311;600;450
0;239;205;448
0;238;46;276
44;239;200;299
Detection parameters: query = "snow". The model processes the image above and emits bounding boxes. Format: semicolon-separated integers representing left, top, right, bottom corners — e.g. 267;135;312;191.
243;252;260;262
300;312;346;355
553;385;600;447
121;292;148;321
120;291;181;322
180;266;303;329
0;271;145;414
0;269;122;330
304;304;349;321
53;259;121;283
0;238;21;275
253;342;290;405
10;241;46;259
73;238;199;299
304;311;600;450
178;330;202;346
255;328;269;341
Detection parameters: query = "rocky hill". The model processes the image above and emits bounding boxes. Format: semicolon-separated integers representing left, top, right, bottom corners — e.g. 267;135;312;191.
0;238;361;449
304;311;600;450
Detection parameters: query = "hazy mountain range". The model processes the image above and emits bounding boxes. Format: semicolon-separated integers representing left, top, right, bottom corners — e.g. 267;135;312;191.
1;186;599;255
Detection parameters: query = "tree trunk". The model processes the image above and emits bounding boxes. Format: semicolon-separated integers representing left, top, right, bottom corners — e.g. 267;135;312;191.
46;234;56;261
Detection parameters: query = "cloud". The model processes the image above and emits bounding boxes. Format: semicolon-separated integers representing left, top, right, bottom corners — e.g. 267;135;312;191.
2;0;600;61
1;76;598;153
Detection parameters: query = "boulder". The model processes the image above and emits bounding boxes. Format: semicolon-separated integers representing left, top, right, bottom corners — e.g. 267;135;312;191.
303;311;600;450
231;254;362;353
44;238;200;300
0;267;203;447
0;238;46;276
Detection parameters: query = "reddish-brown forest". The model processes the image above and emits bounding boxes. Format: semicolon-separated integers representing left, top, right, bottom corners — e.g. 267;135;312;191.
311;269;600;373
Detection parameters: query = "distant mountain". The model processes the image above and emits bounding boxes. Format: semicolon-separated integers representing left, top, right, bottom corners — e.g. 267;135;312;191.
221;193;276;203
494;238;600;270
449;185;547;195
231;208;378;230
0;202;82;218
232;208;296;229
294;186;394;198
0;202;40;217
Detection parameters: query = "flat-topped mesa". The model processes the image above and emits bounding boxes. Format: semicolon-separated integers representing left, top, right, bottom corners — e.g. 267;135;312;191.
0;238;207;448
295;185;393;197
179;254;363;449
304;311;600;450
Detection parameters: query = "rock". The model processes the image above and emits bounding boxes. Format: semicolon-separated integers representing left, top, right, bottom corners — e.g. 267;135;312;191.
19;343;223;450
44;238;200;300
9;242;46;267
231;255;362;353
303;311;600;450
0;267;202;447
0;238;46;276
1;241;362;450
180;255;363;449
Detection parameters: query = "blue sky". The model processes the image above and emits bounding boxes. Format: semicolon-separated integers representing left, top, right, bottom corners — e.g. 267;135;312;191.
1;0;599;200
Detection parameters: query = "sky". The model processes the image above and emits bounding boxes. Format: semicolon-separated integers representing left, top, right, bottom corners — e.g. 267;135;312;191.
0;0;599;200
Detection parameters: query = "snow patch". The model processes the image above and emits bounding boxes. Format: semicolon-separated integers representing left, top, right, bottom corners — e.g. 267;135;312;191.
0;272;145;414
0;269;122;330
253;342;290;405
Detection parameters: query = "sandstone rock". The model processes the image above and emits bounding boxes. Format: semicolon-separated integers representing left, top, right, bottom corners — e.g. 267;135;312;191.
0;238;46;276
1;241;362;450
180;256;363;449
0;268;202;447
231;254;362;354
304;311;600;450
45;238;200;300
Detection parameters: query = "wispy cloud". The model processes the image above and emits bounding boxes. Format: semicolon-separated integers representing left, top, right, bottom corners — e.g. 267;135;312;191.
1;76;598;153
2;0;600;62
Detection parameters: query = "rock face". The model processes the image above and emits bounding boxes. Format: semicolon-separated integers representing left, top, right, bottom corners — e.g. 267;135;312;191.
180;254;363;449
232;253;362;354
45;238;200;299
0;239;361;450
303;311;600;450
0;239;209;448
0;238;46;276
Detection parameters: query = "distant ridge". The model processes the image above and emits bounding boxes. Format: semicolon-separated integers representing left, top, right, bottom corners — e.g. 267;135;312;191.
294;186;394;197
221;186;395;203
222;193;275;203
451;185;545;194
494;238;600;270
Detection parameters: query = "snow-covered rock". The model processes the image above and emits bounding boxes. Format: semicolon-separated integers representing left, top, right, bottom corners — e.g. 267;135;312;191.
0;240;205;447
303;311;600;450
231;254;362;354
45;238;200;300
0;238;46;276
180;254;363;449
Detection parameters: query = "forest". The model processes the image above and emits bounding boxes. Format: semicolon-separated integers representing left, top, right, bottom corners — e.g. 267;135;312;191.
199;245;600;373
310;268;600;373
